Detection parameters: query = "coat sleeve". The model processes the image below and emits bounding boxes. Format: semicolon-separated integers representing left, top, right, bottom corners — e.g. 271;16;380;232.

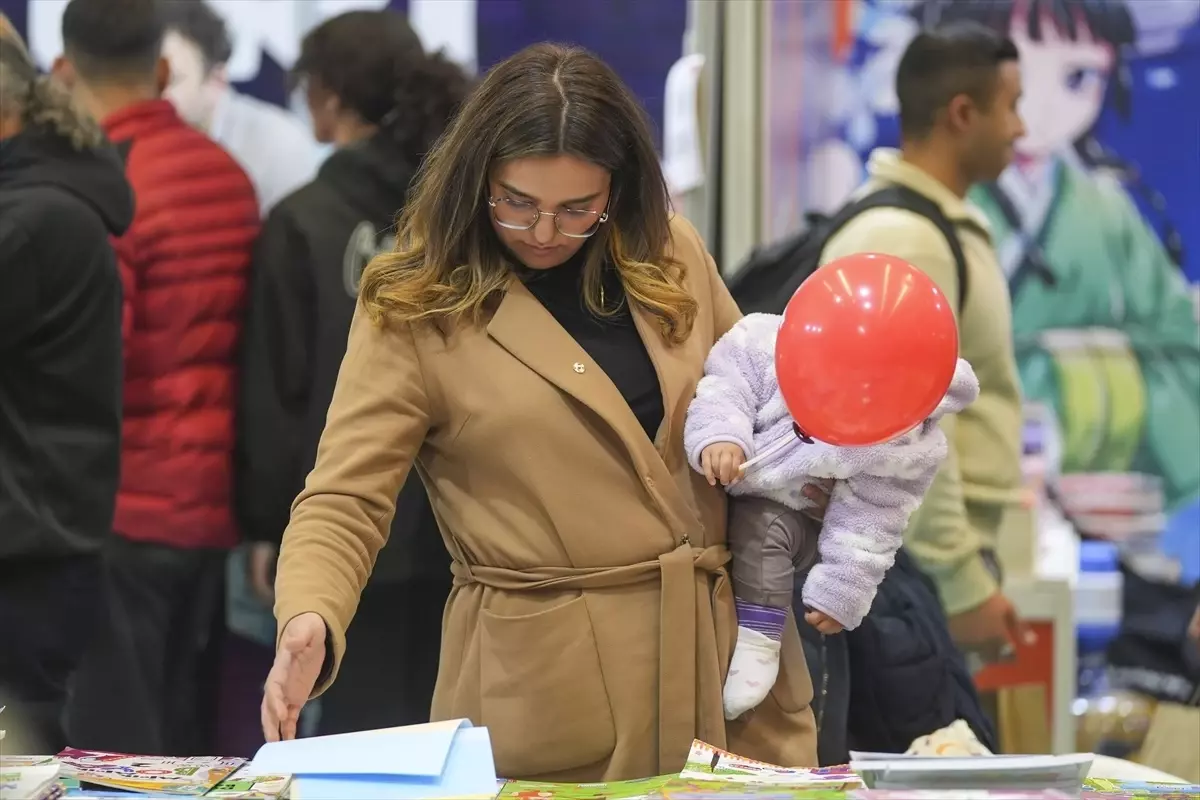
236;208;316;545
820;211;1000;615
802;359;981;629
273;303;430;694
684;315;777;470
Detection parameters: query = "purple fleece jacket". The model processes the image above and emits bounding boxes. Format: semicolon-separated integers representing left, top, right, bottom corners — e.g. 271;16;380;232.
684;313;980;629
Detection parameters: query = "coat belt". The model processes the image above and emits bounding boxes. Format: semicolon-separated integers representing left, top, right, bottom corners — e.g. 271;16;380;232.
449;541;731;773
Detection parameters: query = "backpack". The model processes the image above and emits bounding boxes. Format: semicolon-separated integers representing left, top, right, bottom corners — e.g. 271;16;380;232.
726;185;969;317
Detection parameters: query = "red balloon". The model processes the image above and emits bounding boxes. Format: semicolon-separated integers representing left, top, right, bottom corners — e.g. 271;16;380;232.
775;252;959;446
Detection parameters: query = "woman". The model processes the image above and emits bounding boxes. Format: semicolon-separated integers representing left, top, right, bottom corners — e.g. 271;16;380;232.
261;43;824;779
0;16;132;752
237;10;469;740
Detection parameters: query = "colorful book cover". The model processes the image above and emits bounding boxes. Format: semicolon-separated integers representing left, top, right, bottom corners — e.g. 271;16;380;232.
1;762;62;800
1;756;57;768
56;749;245;796
846;792;1078;799
678;740;863;790
498;775;673;799
1083;777;1200;798
205;770;292;799
657;780;849;799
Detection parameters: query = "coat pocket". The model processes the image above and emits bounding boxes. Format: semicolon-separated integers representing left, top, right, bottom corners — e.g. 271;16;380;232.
479;595;616;777
767;617;815;714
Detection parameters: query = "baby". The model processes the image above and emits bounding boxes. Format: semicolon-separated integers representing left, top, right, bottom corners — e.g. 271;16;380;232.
684;313;979;720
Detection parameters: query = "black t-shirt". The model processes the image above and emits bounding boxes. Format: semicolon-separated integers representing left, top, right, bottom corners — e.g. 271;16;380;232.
519;253;664;441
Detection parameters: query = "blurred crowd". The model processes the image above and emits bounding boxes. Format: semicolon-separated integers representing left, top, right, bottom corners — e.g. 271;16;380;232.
0;0;466;757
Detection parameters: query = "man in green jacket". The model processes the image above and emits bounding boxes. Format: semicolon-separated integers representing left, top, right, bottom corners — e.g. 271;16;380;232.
821;24;1031;659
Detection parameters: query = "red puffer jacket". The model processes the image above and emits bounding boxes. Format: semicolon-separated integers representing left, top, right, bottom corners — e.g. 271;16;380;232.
103;100;259;550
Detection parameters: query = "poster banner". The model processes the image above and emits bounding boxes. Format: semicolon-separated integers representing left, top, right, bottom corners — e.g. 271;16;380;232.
798;0;1200;577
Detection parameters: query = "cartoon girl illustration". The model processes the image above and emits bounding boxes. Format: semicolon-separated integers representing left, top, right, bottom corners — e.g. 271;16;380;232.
913;0;1200;530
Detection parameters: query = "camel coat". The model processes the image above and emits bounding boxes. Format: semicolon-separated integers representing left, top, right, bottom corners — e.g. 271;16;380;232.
273;215;817;780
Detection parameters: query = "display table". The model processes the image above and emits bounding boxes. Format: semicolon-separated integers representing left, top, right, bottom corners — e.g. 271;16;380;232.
974;575;1077;754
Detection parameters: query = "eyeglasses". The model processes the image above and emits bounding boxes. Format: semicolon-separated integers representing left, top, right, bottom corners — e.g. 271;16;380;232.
488;197;609;239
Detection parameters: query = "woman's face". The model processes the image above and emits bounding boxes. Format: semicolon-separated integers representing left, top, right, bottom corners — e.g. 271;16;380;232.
488;155;611;271
1010;17;1114;158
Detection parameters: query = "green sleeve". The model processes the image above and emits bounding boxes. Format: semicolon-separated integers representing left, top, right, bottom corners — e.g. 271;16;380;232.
1100;178;1200;507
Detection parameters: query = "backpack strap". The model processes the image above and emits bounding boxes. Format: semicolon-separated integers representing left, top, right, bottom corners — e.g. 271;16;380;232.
825;185;970;314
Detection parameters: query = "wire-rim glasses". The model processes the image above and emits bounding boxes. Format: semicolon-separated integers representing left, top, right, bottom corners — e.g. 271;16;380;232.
488;197;609;239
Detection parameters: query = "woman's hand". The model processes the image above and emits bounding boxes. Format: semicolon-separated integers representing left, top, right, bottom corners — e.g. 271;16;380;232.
801;478;834;522
261;611;326;742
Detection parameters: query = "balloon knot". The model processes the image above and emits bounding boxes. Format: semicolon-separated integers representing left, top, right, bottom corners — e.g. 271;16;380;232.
793;423;814;444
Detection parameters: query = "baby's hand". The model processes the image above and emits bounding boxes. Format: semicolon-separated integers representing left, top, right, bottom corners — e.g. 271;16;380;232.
700;443;746;487
805;609;845;635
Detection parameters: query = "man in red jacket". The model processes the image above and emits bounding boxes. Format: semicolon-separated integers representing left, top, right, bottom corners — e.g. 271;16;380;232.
53;0;259;756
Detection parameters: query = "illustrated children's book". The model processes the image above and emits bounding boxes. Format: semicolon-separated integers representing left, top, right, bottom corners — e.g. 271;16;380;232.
678;740;864;790
1083;777;1200;798
497;775;673;800
205;770;292;799
56;749;246;796
0;762;64;800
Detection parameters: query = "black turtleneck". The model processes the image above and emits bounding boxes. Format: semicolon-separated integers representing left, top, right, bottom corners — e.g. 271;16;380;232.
519;253;664;442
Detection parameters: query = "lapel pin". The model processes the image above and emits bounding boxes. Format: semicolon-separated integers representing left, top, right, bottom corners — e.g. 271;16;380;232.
573;362;586;374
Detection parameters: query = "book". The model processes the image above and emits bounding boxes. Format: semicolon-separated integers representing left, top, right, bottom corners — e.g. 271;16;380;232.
679;740;863;790
1083;777;1200;797
848;753;1094;793
56;749;246;796
1;762;63;800
206;770;292;799
498;775;673;799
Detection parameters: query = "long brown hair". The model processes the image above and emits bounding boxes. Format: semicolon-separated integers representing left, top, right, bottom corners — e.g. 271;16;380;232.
0;19;104;151
359;43;698;343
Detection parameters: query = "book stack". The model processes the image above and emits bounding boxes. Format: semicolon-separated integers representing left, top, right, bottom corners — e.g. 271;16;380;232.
1;756;64;800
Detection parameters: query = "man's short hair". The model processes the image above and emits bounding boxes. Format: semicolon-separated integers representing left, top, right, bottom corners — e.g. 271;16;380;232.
62;0;164;83
895;23;1019;140
159;0;232;71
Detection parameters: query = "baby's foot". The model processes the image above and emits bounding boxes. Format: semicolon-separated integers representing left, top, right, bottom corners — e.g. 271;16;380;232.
723;625;781;720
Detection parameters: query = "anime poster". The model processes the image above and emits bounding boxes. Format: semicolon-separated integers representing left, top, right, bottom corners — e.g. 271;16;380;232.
803;0;1200;576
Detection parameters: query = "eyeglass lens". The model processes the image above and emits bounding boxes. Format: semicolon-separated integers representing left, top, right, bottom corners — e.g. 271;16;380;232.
492;199;602;237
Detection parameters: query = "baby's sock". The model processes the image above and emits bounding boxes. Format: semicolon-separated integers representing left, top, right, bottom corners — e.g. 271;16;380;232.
723;600;786;720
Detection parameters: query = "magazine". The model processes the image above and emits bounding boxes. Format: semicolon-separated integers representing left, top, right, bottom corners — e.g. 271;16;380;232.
57;749;246;796
679;740;864;790
0;762;62;800
498;775;673;799
206;770;293;799
1083;777;1200;797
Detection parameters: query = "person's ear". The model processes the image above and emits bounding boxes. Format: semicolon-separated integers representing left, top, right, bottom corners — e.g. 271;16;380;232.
154;55;170;94
50;55;75;88
945;93;977;135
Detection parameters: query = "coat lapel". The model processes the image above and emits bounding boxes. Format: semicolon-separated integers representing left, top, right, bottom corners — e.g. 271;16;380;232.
487;277;656;465
629;304;688;471
488;275;706;543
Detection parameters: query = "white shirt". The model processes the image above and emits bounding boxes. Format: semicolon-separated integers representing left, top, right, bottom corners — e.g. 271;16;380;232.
209;89;325;216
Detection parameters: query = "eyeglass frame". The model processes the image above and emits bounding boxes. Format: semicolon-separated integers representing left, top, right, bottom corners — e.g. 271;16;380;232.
487;196;610;239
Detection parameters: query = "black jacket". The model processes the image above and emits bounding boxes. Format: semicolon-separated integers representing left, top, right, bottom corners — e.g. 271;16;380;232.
796;549;998;763
0;129;134;560
236;133;443;584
